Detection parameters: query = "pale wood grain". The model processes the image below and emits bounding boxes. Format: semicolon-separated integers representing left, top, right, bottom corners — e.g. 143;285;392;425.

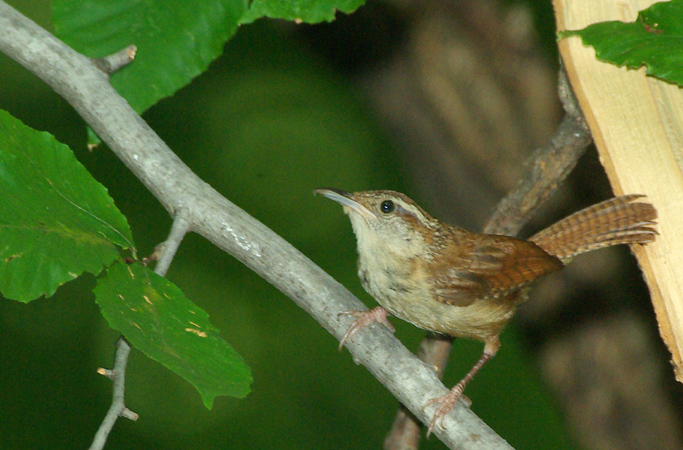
554;0;683;381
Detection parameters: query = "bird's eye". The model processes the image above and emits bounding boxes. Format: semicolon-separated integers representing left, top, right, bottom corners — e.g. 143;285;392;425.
380;200;395;214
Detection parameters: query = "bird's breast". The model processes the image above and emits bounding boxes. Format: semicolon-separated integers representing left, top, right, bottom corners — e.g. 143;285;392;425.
357;252;516;342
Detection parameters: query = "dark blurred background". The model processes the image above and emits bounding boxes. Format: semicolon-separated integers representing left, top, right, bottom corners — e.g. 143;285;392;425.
1;0;681;449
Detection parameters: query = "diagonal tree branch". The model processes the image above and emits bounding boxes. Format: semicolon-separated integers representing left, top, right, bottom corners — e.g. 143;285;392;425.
0;2;512;448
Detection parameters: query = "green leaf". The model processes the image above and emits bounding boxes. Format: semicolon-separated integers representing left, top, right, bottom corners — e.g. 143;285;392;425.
95;262;252;407
52;0;247;113
241;0;365;24
0;110;133;302
560;0;683;86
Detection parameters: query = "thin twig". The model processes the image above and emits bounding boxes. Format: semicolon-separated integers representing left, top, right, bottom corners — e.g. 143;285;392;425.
483;68;592;236
154;211;191;276
89;337;137;450
88;212;191;446
384;67;592;449
92;45;137;75
0;3;513;448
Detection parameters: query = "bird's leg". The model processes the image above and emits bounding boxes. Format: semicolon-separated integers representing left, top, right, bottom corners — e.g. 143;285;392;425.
424;336;501;437
338;306;394;350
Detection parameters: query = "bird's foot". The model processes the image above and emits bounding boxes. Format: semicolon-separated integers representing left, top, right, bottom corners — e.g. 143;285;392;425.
338;306;394;350
423;382;466;438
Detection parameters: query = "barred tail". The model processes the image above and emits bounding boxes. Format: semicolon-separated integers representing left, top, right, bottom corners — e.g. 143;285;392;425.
529;195;657;262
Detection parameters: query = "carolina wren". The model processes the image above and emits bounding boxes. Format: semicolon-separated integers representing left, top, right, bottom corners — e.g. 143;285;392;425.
314;188;657;436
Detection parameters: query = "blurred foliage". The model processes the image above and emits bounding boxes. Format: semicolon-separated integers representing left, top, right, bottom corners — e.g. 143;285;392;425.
0;1;577;449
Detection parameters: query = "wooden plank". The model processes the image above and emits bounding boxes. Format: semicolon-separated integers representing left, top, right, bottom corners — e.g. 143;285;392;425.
554;0;683;381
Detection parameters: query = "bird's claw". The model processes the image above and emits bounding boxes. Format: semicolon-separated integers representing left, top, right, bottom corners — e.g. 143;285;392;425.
337;306;393;350
423;382;466;438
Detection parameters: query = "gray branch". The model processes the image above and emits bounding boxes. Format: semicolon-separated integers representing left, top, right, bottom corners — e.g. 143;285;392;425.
90;337;136;450
154;211;191;276
89;212;193;444
0;2;512;448
92;45;137;76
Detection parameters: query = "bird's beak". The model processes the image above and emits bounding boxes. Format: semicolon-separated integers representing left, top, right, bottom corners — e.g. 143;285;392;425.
313;188;373;219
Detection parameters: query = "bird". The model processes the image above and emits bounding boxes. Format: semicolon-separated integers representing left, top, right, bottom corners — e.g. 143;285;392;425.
314;188;657;436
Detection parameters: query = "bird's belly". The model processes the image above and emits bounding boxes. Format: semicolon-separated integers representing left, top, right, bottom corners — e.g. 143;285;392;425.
361;267;515;342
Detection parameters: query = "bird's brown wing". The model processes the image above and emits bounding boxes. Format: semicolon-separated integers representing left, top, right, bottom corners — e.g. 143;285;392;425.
430;234;564;307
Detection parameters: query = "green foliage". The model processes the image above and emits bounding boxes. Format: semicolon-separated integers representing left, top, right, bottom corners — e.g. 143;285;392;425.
95;262;252;407
560;0;683;86
51;0;366;113
52;0;248;113
0;106;250;405
0;1;579;448
0;110;132;302
241;0;365;24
